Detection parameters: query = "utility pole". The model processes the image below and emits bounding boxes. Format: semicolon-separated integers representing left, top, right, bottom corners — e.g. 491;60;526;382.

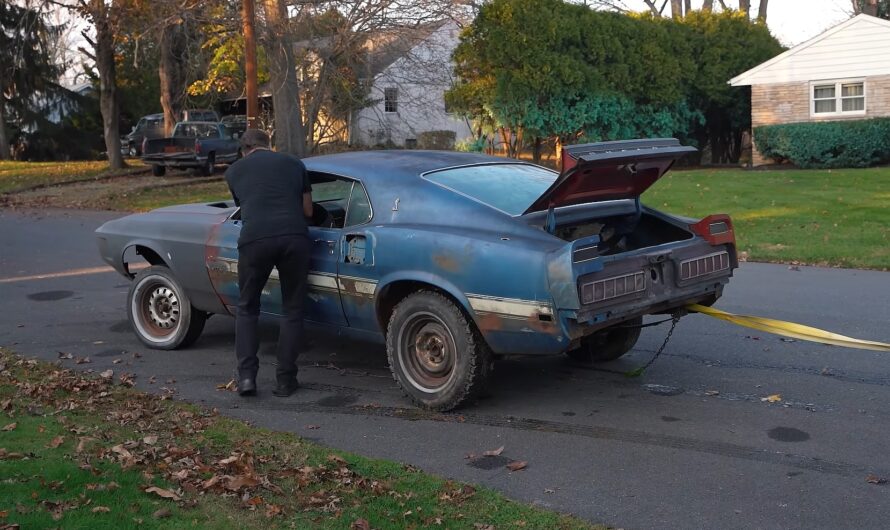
242;0;259;129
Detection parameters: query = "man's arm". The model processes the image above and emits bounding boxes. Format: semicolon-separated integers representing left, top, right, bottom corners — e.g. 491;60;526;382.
302;192;313;218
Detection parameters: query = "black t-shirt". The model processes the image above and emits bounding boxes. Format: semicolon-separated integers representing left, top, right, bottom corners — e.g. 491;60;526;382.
224;149;311;246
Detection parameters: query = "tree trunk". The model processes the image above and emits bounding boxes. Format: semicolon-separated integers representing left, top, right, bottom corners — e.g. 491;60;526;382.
159;21;187;136
242;0;260;129
684;0;692;15
864;0;879;16
532;136;542;163
0;103;10;160
671;0;683;18
261;0;306;156
739;0;751;17
757;0;768;22
92;0;124;169
702;0;714;11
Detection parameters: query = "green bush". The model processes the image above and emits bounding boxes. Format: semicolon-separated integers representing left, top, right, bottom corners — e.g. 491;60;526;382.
754;118;890;169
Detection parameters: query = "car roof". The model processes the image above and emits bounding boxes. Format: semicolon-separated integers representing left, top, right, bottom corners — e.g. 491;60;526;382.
303;150;531;182
142;113;165;120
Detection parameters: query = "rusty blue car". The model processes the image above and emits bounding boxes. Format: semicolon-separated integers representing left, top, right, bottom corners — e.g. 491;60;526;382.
95;139;738;410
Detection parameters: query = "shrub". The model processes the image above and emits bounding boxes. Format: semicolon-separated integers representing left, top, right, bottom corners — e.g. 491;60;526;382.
417;130;456;150
754;118;890;169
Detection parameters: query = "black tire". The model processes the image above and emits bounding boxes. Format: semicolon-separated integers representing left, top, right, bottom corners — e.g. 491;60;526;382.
386;291;492;411
127;265;207;350
567;316;643;363
151;164;166;177
200;153;215;176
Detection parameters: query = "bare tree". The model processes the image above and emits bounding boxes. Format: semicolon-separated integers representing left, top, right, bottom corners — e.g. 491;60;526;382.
642;0;669;16
261;0;305;155
159;18;188;135
670;0;682;18
702;0;713;10
738;0;750;16
856;0;879;15
757;0;768;22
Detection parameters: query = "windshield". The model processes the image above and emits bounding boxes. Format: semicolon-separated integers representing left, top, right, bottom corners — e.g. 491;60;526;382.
424;164;558;215
174;123;218;138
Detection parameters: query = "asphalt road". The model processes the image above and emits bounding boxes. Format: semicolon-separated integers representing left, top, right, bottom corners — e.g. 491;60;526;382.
2;208;889;530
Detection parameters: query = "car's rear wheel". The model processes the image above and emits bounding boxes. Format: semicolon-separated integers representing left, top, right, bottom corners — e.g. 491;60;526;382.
386;291;491;411
567;316;643;363
151;164;166;177
127;266;207;350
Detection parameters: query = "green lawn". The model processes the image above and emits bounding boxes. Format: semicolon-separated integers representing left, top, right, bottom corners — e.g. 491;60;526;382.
0;160;146;194
644;167;890;270
0;349;600;529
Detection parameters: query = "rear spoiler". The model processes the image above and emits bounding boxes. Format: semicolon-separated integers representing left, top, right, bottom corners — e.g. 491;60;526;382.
561;138;698;173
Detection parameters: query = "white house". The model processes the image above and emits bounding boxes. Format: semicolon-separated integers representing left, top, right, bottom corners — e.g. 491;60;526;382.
351;20;473;148
729;14;890;165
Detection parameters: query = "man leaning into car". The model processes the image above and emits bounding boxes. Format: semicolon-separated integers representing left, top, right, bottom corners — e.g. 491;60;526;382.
224;129;313;397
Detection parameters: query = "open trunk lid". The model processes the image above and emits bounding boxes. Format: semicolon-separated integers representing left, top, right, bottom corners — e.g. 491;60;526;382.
523;138;696;215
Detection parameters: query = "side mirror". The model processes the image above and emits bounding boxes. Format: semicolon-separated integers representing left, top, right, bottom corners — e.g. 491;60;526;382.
131;126;137;133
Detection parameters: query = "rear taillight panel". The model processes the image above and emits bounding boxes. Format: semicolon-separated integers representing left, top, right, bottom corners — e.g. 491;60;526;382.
690;214;735;246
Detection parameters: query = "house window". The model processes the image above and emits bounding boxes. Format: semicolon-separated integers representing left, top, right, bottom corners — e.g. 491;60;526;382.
384;87;398;113
811;80;865;116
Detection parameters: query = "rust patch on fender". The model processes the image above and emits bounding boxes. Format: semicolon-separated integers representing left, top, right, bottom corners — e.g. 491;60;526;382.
524;312;558;334
432;253;461;273
476;312;505;333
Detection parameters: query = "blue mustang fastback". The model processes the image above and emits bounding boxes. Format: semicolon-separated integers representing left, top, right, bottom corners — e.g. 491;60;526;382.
96;139;737;410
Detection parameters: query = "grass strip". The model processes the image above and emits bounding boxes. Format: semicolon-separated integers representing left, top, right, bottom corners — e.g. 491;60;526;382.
0;161;147;194
0;349;602;530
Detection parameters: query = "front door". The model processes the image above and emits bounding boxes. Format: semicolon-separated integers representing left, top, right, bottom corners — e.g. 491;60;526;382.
205;212;347;327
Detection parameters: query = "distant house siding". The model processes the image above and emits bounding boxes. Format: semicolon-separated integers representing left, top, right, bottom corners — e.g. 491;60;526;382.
751;74;890;166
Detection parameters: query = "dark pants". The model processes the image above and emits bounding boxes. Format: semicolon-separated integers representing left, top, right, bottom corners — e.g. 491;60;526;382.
236;234;311;385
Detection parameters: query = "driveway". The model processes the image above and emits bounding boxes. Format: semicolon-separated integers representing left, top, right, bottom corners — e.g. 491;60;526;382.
2;208;889;529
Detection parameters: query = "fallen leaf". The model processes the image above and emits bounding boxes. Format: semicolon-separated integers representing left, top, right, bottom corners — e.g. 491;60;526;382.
866;474;887;485
171;469;189;481
111;444;133;459
112;358;122;364
153;508;171;519
306;424;320;430
201;475;223;489
264;504;282;518
761;394;782;403
143;435;158;445
91;506;110;513
218;455;239;465
544;488;555;494
506;460;527;472
75;437;96;453
75;357;91;364
780;338;796;343
144;486;180;501
473;524;495;530
226;475;260;491
0;400;10;411
1;423;15;432
245;496;264;506
483;445;504;457
705;390;720;396
327;454;347;465
92;341;104;345
352;518;371;530
57;351;73;359
99;370;113;379
47;436;64;448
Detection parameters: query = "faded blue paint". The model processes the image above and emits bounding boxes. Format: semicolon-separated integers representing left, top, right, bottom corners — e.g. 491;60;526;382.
97;149;736;357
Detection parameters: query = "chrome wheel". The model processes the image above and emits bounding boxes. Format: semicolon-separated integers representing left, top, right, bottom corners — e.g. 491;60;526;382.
127;265;207;350
398;312;457;393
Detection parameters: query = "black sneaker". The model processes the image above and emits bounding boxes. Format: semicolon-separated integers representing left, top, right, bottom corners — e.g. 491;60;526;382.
272;380;299;397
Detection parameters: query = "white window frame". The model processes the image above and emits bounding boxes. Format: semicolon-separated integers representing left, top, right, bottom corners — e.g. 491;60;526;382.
810;78;866;118
383;87;398;114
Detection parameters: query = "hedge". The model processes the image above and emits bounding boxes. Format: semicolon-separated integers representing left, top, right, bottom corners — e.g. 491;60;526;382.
754;118;890;169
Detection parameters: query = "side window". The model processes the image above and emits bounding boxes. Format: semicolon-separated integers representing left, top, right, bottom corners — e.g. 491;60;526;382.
344;182;372;227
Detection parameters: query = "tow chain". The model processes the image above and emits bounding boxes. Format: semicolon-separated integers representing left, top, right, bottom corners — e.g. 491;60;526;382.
625;312;682;378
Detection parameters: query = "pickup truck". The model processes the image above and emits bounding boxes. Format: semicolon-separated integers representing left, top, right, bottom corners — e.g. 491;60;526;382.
142;121;240;176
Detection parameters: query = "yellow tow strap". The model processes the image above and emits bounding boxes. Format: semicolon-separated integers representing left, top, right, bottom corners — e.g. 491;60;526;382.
687;303;890;352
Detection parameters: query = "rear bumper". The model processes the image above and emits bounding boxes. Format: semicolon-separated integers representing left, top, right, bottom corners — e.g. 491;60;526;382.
478;241;736;355
142;154;205;168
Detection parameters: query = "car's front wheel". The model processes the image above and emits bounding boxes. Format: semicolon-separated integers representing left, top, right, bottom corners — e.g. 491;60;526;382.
566;316;643;363
151;164;166;177
128;143;139;157
127;266;207;350
386;291;491;411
